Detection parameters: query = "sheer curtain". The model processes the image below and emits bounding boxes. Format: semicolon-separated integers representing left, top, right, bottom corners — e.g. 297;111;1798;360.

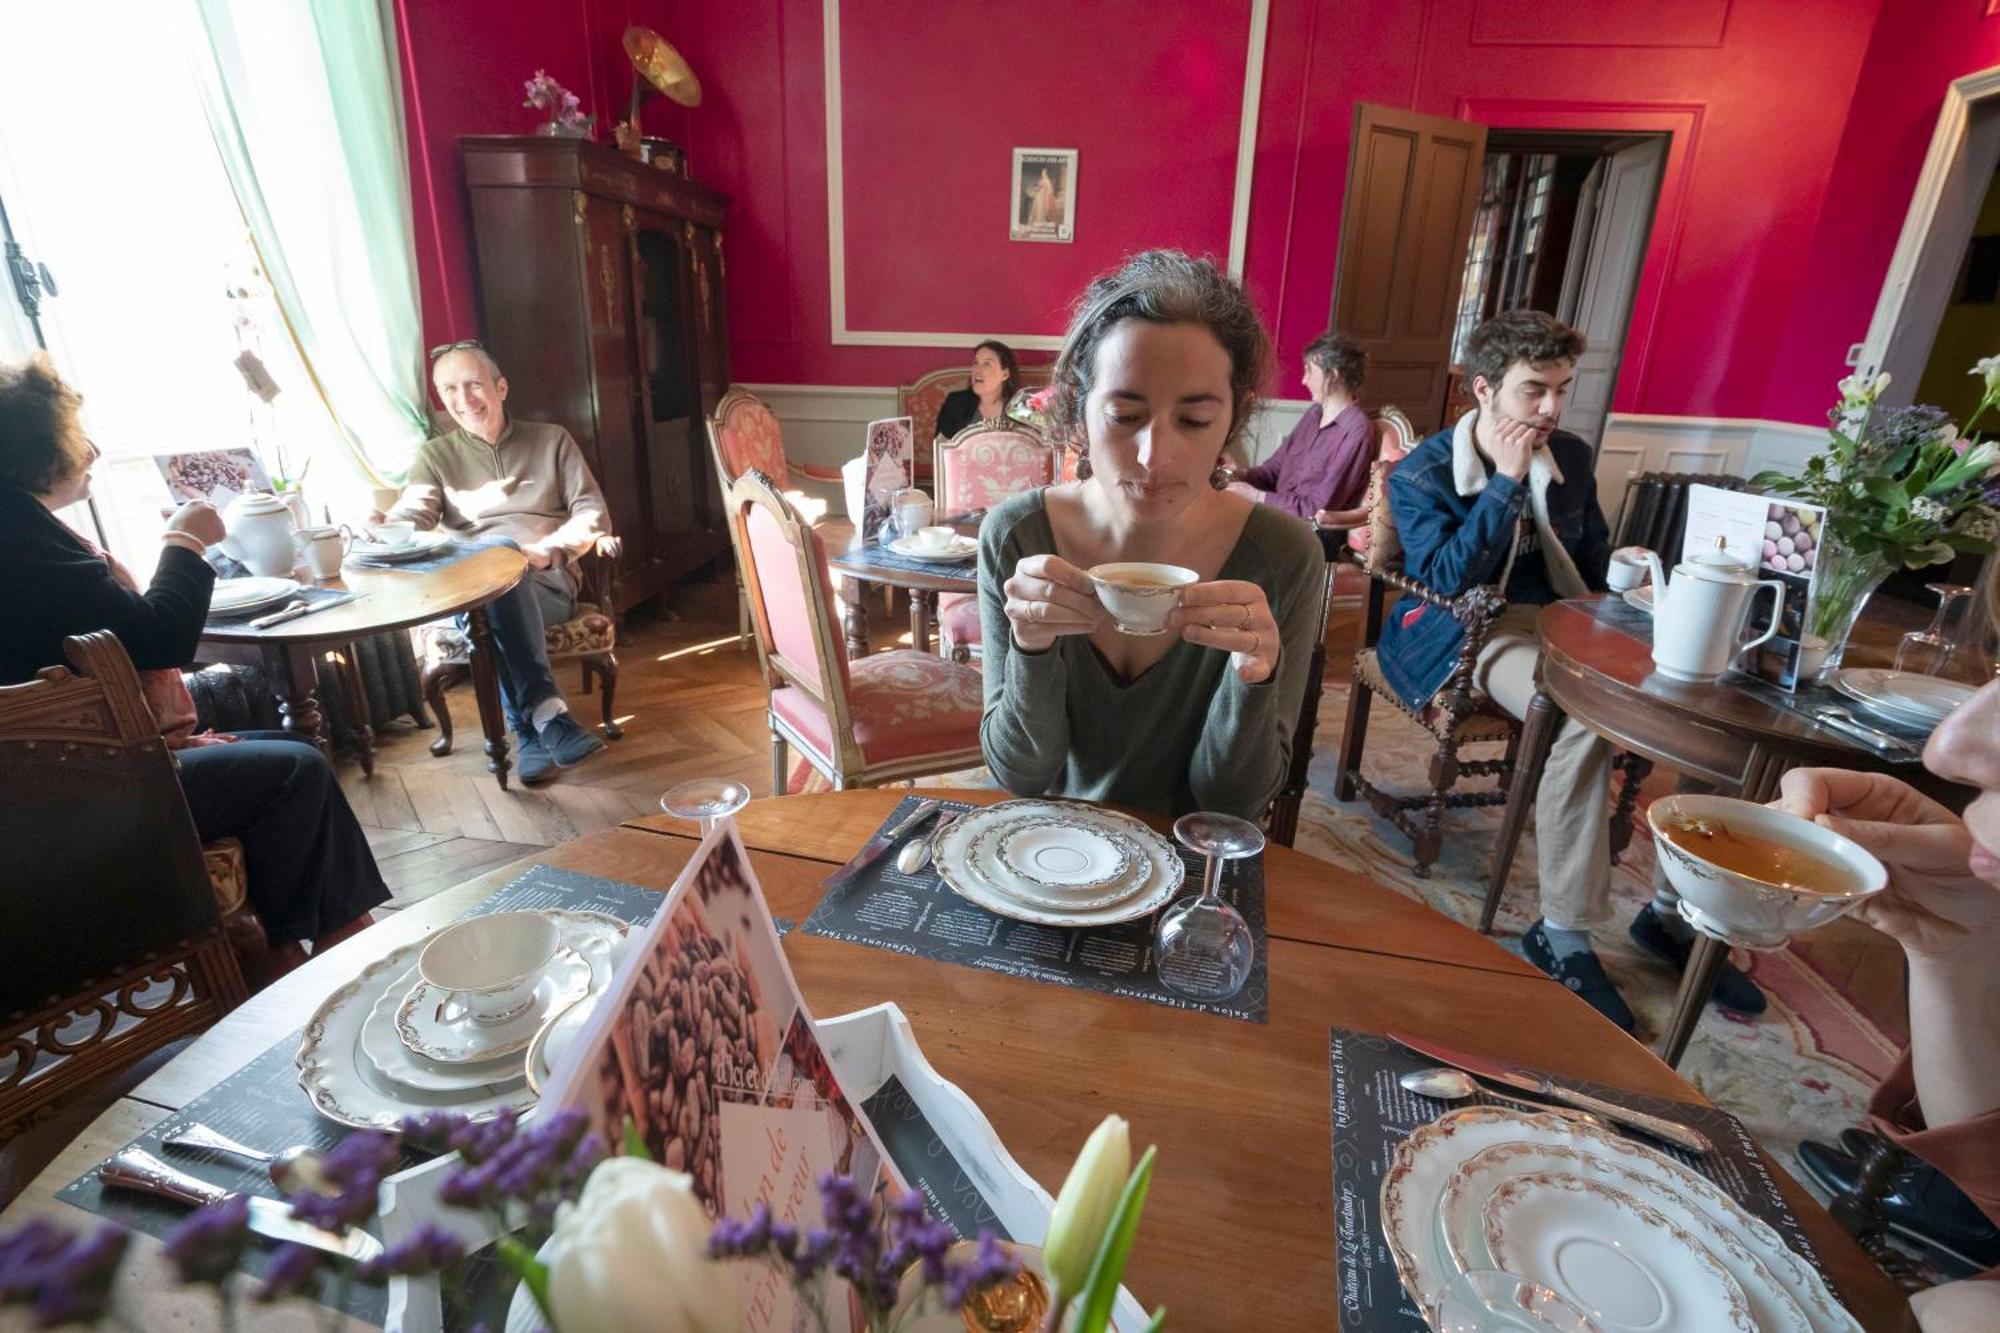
186;0;429;486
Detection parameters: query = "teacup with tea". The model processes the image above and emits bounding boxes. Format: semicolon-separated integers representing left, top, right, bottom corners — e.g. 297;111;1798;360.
1087;562;1200;636
1647;794;1886;949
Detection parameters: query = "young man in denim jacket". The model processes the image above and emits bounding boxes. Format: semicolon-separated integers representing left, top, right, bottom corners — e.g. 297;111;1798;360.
1374;311;1764;1030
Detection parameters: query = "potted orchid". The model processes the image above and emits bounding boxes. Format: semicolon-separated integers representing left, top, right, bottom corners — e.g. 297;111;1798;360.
1749;362;2000;679
524;70;595;139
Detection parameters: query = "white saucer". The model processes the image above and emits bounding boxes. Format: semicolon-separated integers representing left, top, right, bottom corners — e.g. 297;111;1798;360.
1621;584;1656;612
360;967;527;1094
347;530;453;563
887;533;976;561
395;947;591;1064
208;576;302;616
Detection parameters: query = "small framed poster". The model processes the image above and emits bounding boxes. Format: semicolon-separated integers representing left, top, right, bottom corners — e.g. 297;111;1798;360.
1010;147;1076;243
860;415;914;541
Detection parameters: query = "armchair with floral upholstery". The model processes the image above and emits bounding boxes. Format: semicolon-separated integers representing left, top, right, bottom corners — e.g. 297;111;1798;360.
933;421;1055;661
899;363;1053;486
729;469;984;793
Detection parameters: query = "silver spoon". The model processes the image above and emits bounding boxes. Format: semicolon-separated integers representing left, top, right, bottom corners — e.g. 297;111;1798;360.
164;1124;328;1194
895;811;957;874
1398;1067;1612;1131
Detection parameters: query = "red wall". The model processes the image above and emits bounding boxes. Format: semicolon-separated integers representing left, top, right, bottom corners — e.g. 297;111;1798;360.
402;0;1936;422
1763;5;2000;424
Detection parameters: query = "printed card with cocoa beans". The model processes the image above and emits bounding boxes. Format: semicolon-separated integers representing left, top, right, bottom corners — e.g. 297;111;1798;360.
537;825;892;1332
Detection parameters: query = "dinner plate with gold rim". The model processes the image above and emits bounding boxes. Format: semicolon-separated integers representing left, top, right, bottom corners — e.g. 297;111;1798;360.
932;800;1183;927
1483;1170;1755;1333
1831;668;1973;726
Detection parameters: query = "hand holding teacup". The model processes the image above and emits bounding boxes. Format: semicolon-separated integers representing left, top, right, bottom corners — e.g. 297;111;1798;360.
1003;553;1105;652
1171;579;1282;684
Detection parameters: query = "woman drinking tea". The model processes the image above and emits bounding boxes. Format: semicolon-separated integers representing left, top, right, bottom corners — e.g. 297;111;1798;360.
977;250;1322;819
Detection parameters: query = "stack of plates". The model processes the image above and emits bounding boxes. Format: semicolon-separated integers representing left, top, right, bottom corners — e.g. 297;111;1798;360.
1384;1106;1861;1332
930;800;1184;927
346;530;453;564
296;909;628;1128
887;532;977;562
1830;668;1974;731
208;577;301;619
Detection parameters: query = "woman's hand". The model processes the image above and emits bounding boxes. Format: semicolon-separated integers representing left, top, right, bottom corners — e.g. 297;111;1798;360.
1172;580;1281;684
1003;553;1104;652
1770;768;1998;960
165;500;225;548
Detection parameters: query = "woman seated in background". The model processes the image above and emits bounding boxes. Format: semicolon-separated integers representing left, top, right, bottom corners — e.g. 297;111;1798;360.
1773;601;1999;1332
978;250;1322;820
935;339;1021;441
1228;331;1374;524
0;354;388;957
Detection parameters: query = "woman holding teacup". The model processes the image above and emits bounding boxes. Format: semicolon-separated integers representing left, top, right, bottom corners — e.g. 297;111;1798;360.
977;251;1322;819
0;354;388;960
1770;585;1999;1329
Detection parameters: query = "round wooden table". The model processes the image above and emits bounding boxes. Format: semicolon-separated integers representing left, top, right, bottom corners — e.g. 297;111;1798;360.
196;546;526;786
0;788;1908;1330
828;515;980;657
1524;596;1963;1067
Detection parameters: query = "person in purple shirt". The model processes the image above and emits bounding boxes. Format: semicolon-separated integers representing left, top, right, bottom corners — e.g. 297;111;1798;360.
1228;332;1373;522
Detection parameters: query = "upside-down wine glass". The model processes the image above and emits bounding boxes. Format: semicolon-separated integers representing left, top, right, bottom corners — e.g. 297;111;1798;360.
659;777;752;835
1894;582;1974;675
1153;812;1262;1000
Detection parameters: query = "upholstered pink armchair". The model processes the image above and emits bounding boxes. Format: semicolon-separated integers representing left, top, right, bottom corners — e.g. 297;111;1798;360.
933;422;1054;662
729;470;984;792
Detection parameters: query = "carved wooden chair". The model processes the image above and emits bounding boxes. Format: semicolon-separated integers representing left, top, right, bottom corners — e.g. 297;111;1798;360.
899;363;1053;486
933;421;1055;662
729;469;984;792
421;537;623;754
0;632;248;1144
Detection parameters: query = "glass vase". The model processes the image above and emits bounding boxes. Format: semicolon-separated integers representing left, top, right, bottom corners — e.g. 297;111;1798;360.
1804;531;1894;683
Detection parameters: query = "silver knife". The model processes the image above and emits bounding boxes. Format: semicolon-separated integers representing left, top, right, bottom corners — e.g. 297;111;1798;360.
99;1148;383;1262
1389;1030;1713;1154
250;593;358;630
823;799;943;885
1813;705;1918;754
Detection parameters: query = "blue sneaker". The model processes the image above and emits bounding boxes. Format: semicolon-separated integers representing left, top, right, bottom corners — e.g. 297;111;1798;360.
1522;922;1636;1033
515;728;556;786
539;712;605;768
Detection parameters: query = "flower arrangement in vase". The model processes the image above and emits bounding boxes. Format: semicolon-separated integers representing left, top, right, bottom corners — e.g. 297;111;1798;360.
524;70;595;139
1749;362;2000;679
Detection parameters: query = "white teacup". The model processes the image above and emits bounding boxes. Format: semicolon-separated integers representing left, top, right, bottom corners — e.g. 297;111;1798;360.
418;911;560;1025
297;525;350;580
1648;794;1886;950
372;520;416;548
1606;549;1652;592
1087;562;1200;637
914;525;957;551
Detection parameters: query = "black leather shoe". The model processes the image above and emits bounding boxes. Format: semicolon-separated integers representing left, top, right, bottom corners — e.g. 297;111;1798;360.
1628;903;1768;1015
1522;922;1636;1032
1797;1134;2000;1276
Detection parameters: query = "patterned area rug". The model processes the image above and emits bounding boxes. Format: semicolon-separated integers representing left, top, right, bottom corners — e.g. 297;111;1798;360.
797;676;1905;1185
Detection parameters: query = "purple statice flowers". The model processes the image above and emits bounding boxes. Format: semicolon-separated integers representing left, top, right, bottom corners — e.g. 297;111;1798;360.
0;1220;130;1327
709;1173;1018;1323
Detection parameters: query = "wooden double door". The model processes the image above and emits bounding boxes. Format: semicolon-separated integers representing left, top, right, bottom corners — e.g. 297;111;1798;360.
462;136;733;610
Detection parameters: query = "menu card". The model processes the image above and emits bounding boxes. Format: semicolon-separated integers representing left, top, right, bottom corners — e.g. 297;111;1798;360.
860;415;915;541
802;795;1270;1023
1327;1028;1838;1331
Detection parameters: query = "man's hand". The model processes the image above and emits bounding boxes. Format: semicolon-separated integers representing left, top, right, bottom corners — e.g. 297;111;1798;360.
521;543;557;570
165;500;226;548
1487;415;1537;481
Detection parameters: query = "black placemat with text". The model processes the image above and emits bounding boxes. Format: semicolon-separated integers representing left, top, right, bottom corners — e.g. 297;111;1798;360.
835;538;980;582
1327;1027;1842;1331
802;796;1269;1022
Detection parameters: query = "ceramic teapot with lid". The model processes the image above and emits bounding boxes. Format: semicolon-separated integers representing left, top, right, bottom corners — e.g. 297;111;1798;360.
1637;537;1787;683
217;491;300;577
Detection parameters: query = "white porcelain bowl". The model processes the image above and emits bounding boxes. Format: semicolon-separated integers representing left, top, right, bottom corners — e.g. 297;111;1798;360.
1647;794;1886;949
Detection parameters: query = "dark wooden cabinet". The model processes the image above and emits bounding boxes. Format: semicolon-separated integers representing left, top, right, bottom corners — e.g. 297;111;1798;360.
461;136;732;610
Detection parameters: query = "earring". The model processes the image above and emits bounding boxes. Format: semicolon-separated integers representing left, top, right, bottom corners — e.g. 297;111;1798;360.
1210;463;1232;490
1074;445;1093;481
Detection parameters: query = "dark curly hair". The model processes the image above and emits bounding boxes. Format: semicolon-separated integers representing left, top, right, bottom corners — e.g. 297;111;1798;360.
0;354;91;495
1046;250;1271;453
1463;310;1587;391
1304;332;1366;396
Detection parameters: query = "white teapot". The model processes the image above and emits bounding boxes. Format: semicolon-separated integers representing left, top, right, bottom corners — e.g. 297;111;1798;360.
1637;538;1786;683
217;491;300;577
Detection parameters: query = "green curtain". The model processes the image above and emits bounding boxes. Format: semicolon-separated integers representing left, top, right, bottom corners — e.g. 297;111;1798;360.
185;0;428;483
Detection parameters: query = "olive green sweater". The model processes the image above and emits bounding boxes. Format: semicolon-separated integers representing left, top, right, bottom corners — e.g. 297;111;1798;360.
977;489;1325;819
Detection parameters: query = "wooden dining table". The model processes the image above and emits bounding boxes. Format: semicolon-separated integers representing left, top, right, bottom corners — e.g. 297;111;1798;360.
196;546;526;787
828;514;980;657
0;788;1910;1330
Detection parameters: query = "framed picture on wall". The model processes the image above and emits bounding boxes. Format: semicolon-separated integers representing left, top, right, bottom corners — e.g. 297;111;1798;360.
1010;147;1077;243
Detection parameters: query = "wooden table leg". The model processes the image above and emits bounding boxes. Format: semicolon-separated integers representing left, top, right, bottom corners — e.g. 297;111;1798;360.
1659;931;1728;1068
841;579;871;660
335;642;375;778
910;591;936;654
261;642;329;757
464;606;512;789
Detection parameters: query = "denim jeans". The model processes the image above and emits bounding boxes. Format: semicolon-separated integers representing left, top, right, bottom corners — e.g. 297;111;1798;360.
461;548;577;734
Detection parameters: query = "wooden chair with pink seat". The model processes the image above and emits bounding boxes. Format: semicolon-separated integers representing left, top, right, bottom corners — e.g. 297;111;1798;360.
899;363;1054;486
932;421;1056;662
728;469;986;793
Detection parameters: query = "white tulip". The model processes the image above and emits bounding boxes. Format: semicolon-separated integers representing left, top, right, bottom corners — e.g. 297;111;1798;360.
543;1158;740;1333
1043;1114;1132;1301
1971;355;2000;393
